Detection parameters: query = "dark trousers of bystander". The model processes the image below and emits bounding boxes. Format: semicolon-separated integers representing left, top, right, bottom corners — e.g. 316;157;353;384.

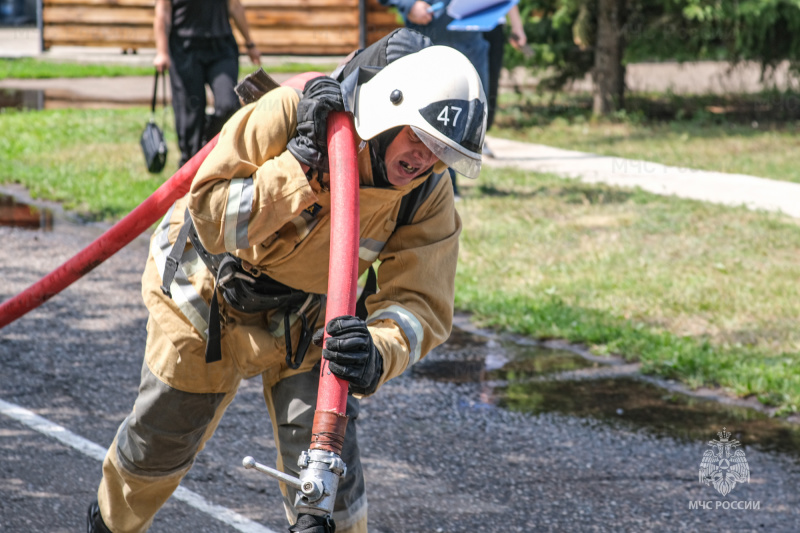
168;34;241;167
483;24;506;131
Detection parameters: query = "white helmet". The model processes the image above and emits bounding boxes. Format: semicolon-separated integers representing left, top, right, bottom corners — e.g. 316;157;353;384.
350;45;487;179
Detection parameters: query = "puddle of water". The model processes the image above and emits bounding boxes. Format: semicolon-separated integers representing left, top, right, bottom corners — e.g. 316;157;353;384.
0;194;54;230
496;377;800;456
0;88;144;111
0;88;44;111
423;326;800;457
413;343;594;384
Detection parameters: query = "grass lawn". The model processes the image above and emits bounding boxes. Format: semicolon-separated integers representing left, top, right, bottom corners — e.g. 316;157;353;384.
491;90;800;183
0;57;341;79
457;168;800;414
0;107;174;220
2;99;799;414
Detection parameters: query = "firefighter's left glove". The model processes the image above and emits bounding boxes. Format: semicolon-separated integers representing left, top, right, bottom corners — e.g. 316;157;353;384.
287;75;345;173
322;315;383;396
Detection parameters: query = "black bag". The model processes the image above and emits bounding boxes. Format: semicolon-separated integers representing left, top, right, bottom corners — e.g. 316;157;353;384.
140;70;168;173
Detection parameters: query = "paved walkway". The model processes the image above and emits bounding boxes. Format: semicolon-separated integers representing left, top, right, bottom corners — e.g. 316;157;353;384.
482;136;800;218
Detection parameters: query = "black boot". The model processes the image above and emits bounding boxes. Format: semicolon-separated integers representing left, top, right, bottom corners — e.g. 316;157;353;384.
289;513;336;533
87;500;112;533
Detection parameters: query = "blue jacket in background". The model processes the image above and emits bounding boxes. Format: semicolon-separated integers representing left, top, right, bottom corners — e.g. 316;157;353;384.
379;0;489;97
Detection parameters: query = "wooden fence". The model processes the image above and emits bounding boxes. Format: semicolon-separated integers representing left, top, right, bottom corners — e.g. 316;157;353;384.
42;0;401;55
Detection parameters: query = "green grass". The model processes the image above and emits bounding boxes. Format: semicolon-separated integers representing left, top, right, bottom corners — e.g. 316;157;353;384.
457;168;800;414
491;91;800;183
0;58;155;79
0;58;341;80
3;104;800;414
260;62;341;74
0;107;175;220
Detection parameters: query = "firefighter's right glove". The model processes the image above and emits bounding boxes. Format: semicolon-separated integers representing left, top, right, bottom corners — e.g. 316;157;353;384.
287;75;345;173
322;315;383;396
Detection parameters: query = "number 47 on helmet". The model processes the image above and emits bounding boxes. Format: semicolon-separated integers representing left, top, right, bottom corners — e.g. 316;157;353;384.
344;45;488;180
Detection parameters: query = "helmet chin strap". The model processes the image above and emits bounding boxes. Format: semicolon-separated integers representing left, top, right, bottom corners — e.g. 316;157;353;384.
369;126;404;188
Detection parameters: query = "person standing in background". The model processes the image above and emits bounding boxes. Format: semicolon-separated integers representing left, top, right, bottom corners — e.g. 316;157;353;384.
379;0;490;198
483;5;526;158
153;0;261;167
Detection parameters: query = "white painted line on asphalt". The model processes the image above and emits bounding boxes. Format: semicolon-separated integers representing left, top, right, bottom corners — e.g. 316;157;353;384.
0;397;280;533
173;486;281;533
0;397;109;461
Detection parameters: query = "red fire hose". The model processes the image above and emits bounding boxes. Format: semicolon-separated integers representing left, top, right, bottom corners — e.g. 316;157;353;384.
0;72;321;330
311;111;359;453
243;111;359;529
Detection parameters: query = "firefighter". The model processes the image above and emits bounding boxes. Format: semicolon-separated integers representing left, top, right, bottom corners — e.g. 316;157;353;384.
88;29;486;533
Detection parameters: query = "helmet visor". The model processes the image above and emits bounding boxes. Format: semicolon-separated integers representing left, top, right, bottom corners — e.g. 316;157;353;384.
412;126;482;179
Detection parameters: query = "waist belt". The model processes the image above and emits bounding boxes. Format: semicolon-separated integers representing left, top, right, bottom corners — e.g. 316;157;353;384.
161;208;322;368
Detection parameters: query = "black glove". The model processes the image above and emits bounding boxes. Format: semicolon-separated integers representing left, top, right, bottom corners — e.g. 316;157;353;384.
286;76;345;173
322;315;383;396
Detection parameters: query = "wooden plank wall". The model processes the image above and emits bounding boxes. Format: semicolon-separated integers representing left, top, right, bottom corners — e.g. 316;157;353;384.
42;0;402;56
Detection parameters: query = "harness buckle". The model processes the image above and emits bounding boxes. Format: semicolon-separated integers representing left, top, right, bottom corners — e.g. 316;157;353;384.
160;255;180;297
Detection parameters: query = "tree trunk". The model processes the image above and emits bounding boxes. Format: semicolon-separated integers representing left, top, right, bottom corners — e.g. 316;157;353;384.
592;0;626;115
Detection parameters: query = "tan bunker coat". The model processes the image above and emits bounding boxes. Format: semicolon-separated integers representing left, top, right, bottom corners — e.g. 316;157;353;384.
145;85;461;393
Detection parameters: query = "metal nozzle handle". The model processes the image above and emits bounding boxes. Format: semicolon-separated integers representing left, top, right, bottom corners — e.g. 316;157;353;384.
242;456;303;491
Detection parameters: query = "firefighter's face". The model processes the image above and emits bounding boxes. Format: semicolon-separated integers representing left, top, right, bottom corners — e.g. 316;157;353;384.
384;126;439;186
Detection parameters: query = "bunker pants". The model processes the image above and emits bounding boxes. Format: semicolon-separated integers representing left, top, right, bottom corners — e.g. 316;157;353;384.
97;361;367;533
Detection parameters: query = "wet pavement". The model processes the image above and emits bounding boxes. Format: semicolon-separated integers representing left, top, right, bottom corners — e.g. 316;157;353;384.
0;83;151;109
418;321;800;460
2;192;794;458
0;193;53;230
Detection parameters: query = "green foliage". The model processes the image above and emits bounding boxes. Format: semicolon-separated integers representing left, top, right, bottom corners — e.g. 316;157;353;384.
510;0;800;89
677;0;800;66
504;1;594;88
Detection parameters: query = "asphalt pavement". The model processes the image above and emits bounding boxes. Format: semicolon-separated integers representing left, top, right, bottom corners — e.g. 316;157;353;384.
1;221;799;532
